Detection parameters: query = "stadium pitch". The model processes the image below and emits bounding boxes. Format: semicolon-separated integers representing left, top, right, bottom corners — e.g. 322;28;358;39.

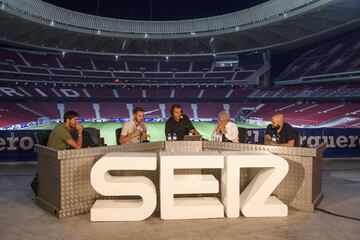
27;122;265;146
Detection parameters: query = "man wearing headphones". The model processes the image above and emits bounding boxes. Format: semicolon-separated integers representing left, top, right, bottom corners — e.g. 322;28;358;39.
165;104;200;141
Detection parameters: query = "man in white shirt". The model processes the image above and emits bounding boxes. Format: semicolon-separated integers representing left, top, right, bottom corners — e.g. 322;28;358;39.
120;107;148;144
212;111;239;143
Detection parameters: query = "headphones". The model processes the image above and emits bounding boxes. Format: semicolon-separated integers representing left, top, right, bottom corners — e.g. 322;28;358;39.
170;104;184;117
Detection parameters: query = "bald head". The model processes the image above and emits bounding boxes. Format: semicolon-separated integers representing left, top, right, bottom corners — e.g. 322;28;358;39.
271;114;285;130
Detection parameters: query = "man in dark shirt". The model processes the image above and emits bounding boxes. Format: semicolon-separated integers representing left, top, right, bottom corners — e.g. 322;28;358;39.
264;113;296;147
165;104;200;140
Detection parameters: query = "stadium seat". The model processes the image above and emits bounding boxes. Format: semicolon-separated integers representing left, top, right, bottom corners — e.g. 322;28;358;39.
83;128;101;148
293;129;300;147
70;128;101;148
238;127;248;143
115;128;122;145
34;130;52;146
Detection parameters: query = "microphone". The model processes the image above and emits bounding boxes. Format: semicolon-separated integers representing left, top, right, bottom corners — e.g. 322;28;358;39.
135;123;143;143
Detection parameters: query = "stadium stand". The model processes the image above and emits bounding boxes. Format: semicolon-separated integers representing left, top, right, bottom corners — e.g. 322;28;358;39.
23;102;60;120
196;102;225;119
0;102;39;127
0;47;260;85
3;81;360;99
279;33;360;81
2;98;359;128
64;102;96;119
99;102;128;119
248;103;360;126
1;44;360;129
248;84;360;98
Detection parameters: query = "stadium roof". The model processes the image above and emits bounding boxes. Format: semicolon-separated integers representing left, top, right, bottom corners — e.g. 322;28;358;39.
41;0;269;21
0;0;360;56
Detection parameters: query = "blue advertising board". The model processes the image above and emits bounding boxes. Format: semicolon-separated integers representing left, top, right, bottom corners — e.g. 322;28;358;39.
246;128;360;158
0;130;50;162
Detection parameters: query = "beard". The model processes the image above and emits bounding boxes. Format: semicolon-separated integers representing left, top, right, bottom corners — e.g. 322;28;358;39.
273;125;281;130
135;118;143;124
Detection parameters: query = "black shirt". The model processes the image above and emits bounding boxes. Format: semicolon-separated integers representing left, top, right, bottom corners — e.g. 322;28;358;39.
165;114;194;140
265;122;296;144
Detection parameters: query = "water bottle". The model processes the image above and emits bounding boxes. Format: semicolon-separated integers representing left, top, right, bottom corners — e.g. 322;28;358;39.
173;133;177;141
167;133;172;141
271;134;277;145
214;132;221;142
219;133;223;142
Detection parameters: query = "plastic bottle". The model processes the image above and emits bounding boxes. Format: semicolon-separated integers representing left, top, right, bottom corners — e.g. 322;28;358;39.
271;134;277;144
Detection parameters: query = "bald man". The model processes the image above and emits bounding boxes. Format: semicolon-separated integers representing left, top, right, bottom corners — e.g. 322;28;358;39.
264;114;296;147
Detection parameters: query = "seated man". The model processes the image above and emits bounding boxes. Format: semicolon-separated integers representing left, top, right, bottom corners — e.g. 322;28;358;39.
264;113;296;147
47;110;84;150
120;107;148;144
212;111;239;143
165;104;200;141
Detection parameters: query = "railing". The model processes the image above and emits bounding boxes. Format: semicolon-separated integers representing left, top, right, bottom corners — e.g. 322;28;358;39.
0;0;328;37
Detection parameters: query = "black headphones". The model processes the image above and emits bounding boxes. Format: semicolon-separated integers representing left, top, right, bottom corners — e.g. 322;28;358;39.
170;104;184;117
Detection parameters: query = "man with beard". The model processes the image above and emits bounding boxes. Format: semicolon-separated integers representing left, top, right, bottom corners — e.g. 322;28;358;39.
47;110;84;150
165;104;200;141
264;113;296;147
120;107;148;144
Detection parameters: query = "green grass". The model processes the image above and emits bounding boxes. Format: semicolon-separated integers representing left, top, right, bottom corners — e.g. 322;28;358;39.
27;121;265;146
